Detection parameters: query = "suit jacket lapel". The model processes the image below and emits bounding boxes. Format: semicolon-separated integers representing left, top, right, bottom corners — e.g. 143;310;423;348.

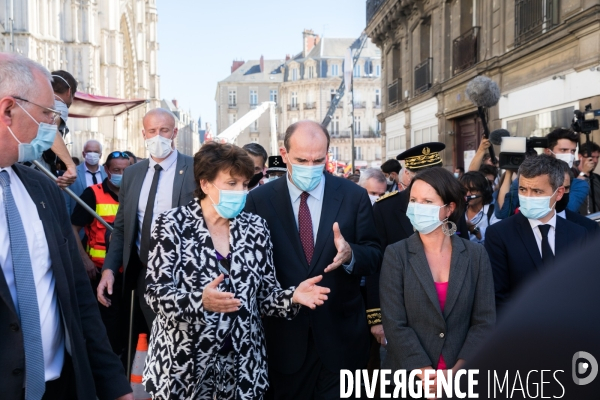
128;160;148;221
443;236;469;318
309;174;342;274
407;235;442;315
269;177;306;267
554;217;570;256
171;152;187;208
515;213;543;270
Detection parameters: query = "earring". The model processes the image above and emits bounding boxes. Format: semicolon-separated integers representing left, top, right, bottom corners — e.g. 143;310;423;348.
442;220;457;236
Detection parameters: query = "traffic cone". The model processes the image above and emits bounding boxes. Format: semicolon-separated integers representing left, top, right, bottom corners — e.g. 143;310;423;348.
130;333;151;400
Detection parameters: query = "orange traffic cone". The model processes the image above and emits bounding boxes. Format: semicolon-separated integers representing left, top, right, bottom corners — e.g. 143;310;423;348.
131;333;151;400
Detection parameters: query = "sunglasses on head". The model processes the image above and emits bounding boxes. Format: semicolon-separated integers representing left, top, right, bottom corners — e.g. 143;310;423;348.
106;151;130;161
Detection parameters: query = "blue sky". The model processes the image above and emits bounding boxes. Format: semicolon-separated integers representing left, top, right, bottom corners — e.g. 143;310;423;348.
157;0;368;132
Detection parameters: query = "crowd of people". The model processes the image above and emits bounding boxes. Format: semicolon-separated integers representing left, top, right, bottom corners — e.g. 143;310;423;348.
1;53;599;400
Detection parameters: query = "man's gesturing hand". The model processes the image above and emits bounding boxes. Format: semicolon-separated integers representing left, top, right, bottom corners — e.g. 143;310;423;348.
324;222;352;273
292;275;331;309
203;274;241;313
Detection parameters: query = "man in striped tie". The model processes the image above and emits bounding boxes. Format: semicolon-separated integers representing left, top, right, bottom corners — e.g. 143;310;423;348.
0;53;132;399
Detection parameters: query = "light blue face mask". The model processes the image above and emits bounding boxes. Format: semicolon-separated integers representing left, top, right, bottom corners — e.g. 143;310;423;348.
287;157;325;192
406;202;447;234
518;189;558;220
109;174;123;188
54;98;69;123
8;102;57;162
209;184;248;219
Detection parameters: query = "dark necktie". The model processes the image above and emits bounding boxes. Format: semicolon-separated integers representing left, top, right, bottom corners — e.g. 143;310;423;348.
298;192;314;265
538;224;554;262
87;170;98;185
139;164;163;265
0;171;45;399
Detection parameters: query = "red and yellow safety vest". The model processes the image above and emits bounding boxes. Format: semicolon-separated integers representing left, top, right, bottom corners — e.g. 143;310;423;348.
85;183;119;269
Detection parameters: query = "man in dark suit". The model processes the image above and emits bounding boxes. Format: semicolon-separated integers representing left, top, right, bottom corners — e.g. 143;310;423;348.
245;120;382;399
97;108;196;331
485;155;587;315
0;53;131;399
366;143;470;352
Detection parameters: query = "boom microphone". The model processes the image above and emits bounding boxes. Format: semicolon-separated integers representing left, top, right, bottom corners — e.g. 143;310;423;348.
489;129;511;146
465;76;501;108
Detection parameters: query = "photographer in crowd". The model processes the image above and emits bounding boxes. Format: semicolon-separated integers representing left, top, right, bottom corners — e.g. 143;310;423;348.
574;141;600;215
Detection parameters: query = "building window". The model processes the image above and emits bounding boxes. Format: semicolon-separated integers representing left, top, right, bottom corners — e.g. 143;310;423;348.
330;89;337;101
291;92;298;107
375;89;381;106
270;89;278;103
331;64;339;76
228;113;237;127
331;146;339;160
354;116;361;135
292;68;298;81
251;120;259;132
330;115;340;135
250;136;259;143
375;146;381;160
308;65;314;79
376;64;381;77
412;126;438;146
355;146;362;160
250;90;258;106
353;64;361;78
228;89;237;106
505;104;576;139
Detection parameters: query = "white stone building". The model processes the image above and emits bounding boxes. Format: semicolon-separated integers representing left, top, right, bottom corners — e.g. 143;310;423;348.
0;0;160;159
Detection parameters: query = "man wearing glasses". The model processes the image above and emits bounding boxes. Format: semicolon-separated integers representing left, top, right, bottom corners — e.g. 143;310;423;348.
0;53;132;398
71;151;131;354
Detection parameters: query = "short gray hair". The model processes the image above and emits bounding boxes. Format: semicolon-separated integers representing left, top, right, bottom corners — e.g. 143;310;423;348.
358;168;386;187
84;139;103;153
0;53;51;99
518;154;564;191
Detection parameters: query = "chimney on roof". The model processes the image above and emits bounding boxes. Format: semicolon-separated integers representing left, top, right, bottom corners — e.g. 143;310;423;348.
260;55;264;73
172;98;178;108
302;29;319;57
285;54;291;61
231;60;244;73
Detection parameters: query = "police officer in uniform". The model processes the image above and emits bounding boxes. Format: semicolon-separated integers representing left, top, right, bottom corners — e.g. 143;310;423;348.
265;155;287;182
365;142;470;355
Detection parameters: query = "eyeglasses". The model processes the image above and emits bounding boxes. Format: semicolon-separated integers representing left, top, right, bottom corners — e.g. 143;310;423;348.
106;151;130;162
13;96;61;124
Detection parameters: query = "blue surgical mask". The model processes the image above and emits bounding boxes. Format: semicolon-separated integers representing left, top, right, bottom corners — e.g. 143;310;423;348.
518;189;558;220
287;157;324;192
54;98;69;123
110;174;123;188
208;184;248;219
406;202;447;234
8;102;57;162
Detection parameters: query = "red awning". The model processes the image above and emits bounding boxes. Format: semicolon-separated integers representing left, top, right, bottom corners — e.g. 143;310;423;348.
68;92;148;118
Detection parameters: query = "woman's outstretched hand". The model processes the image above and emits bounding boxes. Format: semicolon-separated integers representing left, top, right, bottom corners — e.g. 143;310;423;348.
203;274;241;313
292;275;331;309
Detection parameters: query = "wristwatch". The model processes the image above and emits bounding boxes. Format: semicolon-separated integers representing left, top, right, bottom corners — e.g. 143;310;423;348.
472;227;480;235
580;172;589;178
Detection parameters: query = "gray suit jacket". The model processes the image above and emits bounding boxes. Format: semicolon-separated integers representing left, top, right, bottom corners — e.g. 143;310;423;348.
64;162;107;215
102;151;196;287
380;234;495;372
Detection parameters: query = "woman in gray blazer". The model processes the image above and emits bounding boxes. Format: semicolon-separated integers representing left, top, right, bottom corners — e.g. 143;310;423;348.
380;167;495;396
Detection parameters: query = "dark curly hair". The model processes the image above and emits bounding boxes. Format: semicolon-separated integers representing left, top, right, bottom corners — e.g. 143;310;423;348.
193;142;255;200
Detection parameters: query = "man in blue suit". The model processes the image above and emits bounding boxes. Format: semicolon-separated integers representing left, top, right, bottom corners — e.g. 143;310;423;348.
64;139;107;215
485;155;588;315
245;120;382;399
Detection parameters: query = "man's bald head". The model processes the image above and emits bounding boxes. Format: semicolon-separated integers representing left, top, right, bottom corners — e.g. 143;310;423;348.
143;108;176;129
283;120;330;152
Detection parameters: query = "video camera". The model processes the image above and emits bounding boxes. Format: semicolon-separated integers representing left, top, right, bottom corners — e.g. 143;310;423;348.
490;129;549;170
572;104;600;134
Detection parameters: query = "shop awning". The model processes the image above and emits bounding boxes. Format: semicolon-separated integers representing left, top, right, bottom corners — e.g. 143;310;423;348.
69;93;149;118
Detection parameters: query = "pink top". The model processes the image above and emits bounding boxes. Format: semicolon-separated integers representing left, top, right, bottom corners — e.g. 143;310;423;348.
435;282;449;370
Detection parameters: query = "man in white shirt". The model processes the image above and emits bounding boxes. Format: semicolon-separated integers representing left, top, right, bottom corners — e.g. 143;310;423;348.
485;155;588;315
0;52;132;399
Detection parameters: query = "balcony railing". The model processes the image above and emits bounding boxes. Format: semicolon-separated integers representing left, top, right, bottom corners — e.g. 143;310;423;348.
250;103;258;109
388;79;401;106
373;101;381;109
515;0;559;46
287;104;299;111
366;0;386;25
330;130;382;139
327;101;343;109
414;58;432;95
453;27;480;75
304;102;316;110
228;103;237;109
353;101;366;109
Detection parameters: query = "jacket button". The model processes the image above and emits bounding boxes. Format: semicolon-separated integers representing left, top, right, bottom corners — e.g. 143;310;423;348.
12;368;22;376
439;332;445;338
9;323;19;332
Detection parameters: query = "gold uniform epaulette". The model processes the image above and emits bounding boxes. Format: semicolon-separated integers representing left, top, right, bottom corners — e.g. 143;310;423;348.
366;308;382;326
376;190;398;203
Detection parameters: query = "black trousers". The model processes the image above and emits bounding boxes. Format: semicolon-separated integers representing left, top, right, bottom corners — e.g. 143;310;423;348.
22;353;77;399
269;330;339;400
90;269;123;354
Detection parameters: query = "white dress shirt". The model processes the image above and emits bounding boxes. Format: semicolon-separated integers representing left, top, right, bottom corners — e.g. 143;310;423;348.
0;167;64;381
84;163;102;187
527;211;557;257
286;173;355;272
465;204;500;244
137;150;178;253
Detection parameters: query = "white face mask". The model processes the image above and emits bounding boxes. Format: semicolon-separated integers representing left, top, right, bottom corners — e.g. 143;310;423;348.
553;152;575;168
54;97;69;123
368;194;379;205
85;152;100;166
145;132;174;159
